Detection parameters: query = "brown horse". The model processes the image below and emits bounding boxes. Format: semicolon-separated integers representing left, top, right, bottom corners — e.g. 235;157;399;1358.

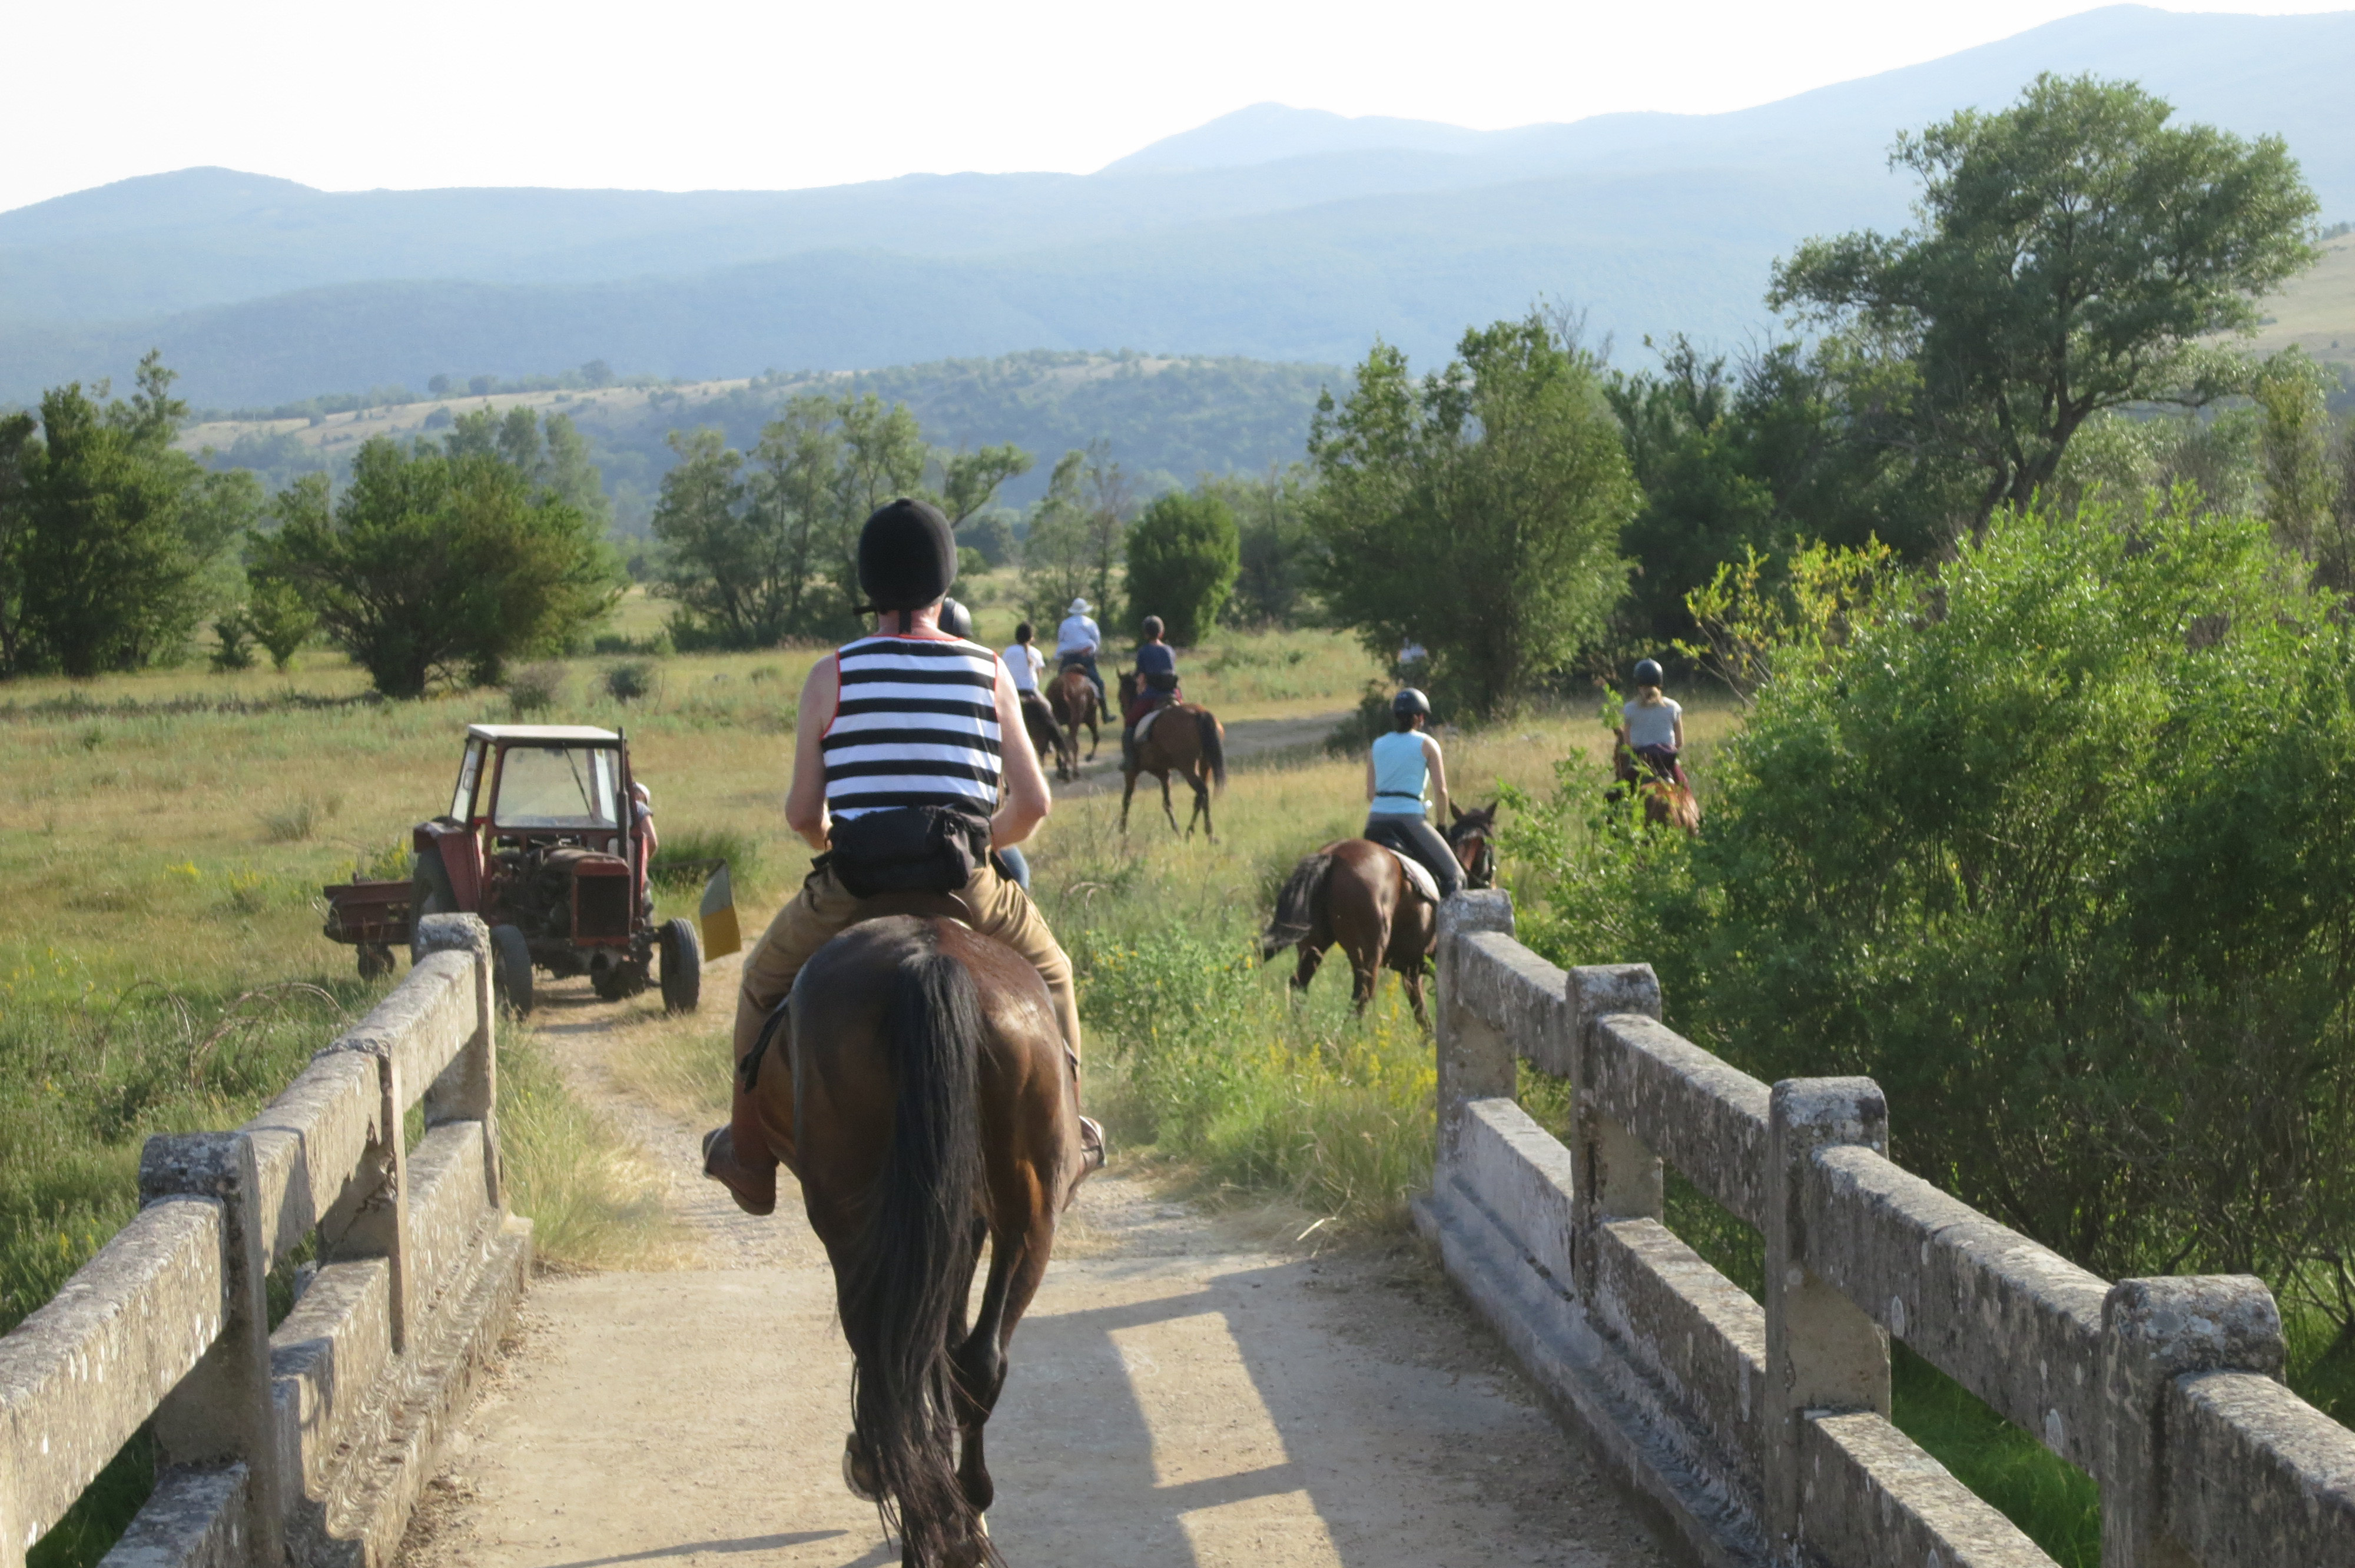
791;915;1082;1567
1046;665;1100;778
1017;690;1063;778
1117;673;1226;838
1259;806;1498;1026
1610;728;1701;835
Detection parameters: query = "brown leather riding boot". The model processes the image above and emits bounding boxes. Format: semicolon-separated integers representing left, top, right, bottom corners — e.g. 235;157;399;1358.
701;1051;779;1216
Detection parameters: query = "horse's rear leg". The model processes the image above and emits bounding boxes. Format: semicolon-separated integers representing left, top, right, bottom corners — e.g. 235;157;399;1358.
1291;942;1325;994
1120;769;1137;834
1159;771;1180;834
1401;962;1431;1030
1347;916;1388;1014
1185;769;1212;842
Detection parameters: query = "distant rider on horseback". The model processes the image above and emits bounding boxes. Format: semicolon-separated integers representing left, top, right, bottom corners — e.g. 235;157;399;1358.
1121;614;1182;770
1363;689;1463;902
702;498;1100;1215
1054;596;1106;706
1623;658;1687;786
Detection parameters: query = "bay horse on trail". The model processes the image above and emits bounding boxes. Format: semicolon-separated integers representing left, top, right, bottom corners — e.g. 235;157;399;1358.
1017;691;1062;779
1260;803;1499;1026
1117;671;1226;839
1046;664;1100;780
1610;728;1701;835
789;914;1083;1567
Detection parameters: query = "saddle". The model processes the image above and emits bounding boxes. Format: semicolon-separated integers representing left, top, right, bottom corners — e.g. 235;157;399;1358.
1133;703;1175;747
741;887;981;1092
1380;845;1442;908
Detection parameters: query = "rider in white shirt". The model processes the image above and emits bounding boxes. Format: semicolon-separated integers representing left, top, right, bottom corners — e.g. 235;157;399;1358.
1003;621;1046;693
1054;597;1104;704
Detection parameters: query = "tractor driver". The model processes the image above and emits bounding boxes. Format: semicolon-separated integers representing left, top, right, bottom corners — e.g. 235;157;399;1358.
702;499;1102;1217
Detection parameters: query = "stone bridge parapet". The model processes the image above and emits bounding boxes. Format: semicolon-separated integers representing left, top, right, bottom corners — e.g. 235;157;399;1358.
1417;888;2355;1568
0;915;530;1568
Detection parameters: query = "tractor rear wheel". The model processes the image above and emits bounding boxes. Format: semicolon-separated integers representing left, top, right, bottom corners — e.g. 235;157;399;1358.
490;924;534;1017
659;918;701;1014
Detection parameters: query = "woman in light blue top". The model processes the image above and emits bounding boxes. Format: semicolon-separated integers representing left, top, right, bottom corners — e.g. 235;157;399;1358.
1362;688;1463;900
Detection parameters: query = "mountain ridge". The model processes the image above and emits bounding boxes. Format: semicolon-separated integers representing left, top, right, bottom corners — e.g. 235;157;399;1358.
6;5;2353;405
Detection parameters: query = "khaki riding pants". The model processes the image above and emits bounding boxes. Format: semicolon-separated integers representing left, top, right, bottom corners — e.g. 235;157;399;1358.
728;859;1082;1170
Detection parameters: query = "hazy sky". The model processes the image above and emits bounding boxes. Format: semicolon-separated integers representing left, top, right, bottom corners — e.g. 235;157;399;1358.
5;0;2347;215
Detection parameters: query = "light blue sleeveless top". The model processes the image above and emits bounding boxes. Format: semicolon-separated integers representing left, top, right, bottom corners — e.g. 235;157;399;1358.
1369;730;1429;817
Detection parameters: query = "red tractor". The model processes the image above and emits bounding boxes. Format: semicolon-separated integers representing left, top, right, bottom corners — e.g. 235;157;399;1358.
323;724;701;1016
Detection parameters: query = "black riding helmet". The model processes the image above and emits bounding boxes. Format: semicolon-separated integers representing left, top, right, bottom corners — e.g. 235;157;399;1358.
856;497;957;613
1394;687;1430;719
938;597;974;642
1634;658;1664;687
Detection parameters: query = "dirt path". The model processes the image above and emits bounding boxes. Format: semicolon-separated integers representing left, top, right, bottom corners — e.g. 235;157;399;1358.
397;726;1668;1568
1048;708;1348;803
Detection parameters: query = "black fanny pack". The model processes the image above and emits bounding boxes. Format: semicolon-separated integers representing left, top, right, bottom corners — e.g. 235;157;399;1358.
824;806;990;899
1142;669;1179;693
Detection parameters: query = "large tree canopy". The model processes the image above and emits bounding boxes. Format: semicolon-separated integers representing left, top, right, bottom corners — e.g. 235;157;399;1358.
1309;313;1636;716
1770;74;2319;524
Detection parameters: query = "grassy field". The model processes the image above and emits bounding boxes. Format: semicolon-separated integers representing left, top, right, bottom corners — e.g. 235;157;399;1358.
2;612;2115;1567
2239;231;2355;369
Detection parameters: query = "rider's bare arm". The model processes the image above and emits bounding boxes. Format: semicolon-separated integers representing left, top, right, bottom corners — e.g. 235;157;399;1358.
993;662;1052;849
784;656;837;851
1673;713;1686;751
1423;733;1451;821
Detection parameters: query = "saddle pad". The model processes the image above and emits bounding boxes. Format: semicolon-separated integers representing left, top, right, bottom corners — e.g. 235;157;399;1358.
1385;846;1442;907
1134;705;1169;747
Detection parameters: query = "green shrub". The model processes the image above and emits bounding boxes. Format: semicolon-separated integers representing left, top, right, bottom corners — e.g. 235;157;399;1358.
505;661;564;715
1122;490;1240;646
649;825;763;893
1515;492;2355;1353
603;659;655;703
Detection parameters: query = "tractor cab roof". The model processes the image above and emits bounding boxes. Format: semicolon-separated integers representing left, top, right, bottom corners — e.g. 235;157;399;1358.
466;724;623;745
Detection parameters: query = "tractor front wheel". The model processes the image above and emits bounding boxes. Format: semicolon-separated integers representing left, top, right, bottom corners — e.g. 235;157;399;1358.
490;924;534;1018
659;918;701;1014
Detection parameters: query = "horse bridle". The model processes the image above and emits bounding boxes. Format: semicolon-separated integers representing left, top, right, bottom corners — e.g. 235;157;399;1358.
1450;822;1497;891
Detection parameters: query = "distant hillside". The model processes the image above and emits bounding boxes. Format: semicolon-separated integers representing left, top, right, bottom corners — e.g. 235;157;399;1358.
9;5;2355;406
180;350;1341;530
2244;233;2355;367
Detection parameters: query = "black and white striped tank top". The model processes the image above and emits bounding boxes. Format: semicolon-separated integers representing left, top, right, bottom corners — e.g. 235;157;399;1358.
822;633;1003;820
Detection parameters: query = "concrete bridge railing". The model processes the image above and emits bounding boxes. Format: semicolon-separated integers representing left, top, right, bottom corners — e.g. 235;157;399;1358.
1417;890;2355;1568
0;915;532;1568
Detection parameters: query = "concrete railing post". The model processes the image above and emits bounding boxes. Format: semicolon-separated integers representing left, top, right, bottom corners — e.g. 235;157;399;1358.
319;1047;412;1353
1764;1077;1890;1563
137;1132;287;1567
1565;965;1665;1297
1434;890;1517;1161
2099;1274;2284;1568
414;913;500;1204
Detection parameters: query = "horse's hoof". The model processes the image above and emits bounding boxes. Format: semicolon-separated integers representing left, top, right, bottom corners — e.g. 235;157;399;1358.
843;1434;880;1502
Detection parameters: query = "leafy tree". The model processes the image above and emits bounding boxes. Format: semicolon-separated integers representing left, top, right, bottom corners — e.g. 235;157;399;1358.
1309;313;1637;715
13;356;254;676
243;574;316;671
941;443;1033;524
1019;450;1094;626
1123;490;1240;646
1517;496;2355;1338
1201;463;1319;627
649;394;1024;647
1770;74;2320;526
963;513;1017;568
0;411;39;673
251;438;621;697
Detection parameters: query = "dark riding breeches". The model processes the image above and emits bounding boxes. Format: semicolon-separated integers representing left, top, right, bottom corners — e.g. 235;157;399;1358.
1364;813;1464;901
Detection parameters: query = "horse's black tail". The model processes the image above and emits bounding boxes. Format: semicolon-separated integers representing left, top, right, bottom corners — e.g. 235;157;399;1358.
841;946;996;1567
1261;850;1334;962
1197;711;1227;791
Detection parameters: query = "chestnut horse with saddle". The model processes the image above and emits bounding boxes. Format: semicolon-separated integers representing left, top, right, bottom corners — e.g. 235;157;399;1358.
1117;670;1227;839
1260;803;1498;1025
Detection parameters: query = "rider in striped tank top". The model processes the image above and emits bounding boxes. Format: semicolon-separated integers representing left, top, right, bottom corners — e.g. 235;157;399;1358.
704;498;1101;1217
